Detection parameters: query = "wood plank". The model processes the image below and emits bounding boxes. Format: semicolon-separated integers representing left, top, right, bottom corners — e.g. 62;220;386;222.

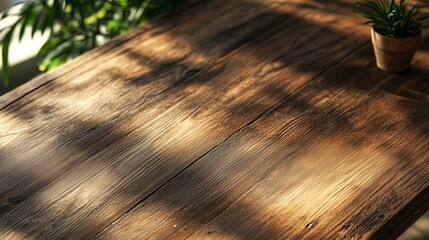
0;0;280;212
0;0;371;239
95;35;429;239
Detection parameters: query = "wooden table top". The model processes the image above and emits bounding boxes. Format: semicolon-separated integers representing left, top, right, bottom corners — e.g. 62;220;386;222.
1;0;428;239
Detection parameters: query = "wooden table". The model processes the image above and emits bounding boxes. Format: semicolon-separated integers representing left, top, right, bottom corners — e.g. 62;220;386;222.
1;0;428;239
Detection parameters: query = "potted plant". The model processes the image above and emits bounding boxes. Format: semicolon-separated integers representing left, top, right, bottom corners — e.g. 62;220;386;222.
356;0;428;71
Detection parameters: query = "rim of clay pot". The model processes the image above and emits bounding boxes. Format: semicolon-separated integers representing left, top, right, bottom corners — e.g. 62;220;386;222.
371;27;422;40
371;28;422;52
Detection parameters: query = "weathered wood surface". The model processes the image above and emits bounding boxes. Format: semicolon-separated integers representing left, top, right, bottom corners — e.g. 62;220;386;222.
0;0;428;239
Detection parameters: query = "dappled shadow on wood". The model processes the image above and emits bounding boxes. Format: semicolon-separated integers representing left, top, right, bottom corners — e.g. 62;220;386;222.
0;0;428;239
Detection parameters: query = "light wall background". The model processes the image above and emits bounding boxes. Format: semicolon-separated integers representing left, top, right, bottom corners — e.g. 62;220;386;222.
0;0;47;94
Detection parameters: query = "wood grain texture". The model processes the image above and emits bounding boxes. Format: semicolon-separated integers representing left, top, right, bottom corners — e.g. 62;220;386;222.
1;0;428;239
0;0;370;239
0;0;278;212
0;0;276;227
97;31;429;240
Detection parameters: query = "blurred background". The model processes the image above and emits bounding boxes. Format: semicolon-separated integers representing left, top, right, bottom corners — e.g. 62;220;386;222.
0;0;184;94
0;0;45;95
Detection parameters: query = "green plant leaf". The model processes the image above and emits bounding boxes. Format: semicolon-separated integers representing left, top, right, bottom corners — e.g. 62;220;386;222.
1;30;13;87
356;0;429;37
0;0;190;87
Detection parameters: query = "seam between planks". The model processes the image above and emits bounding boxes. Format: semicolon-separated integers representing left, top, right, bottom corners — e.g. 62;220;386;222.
0;36;133;111
91;40;371;239
0;39;135;112
0;77;57;112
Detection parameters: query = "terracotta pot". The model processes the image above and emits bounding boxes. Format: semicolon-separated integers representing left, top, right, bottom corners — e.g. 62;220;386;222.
371;28;421;72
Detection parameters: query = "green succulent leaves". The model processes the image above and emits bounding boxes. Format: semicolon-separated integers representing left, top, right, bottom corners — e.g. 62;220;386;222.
0;0;185;87
355;0;429;38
